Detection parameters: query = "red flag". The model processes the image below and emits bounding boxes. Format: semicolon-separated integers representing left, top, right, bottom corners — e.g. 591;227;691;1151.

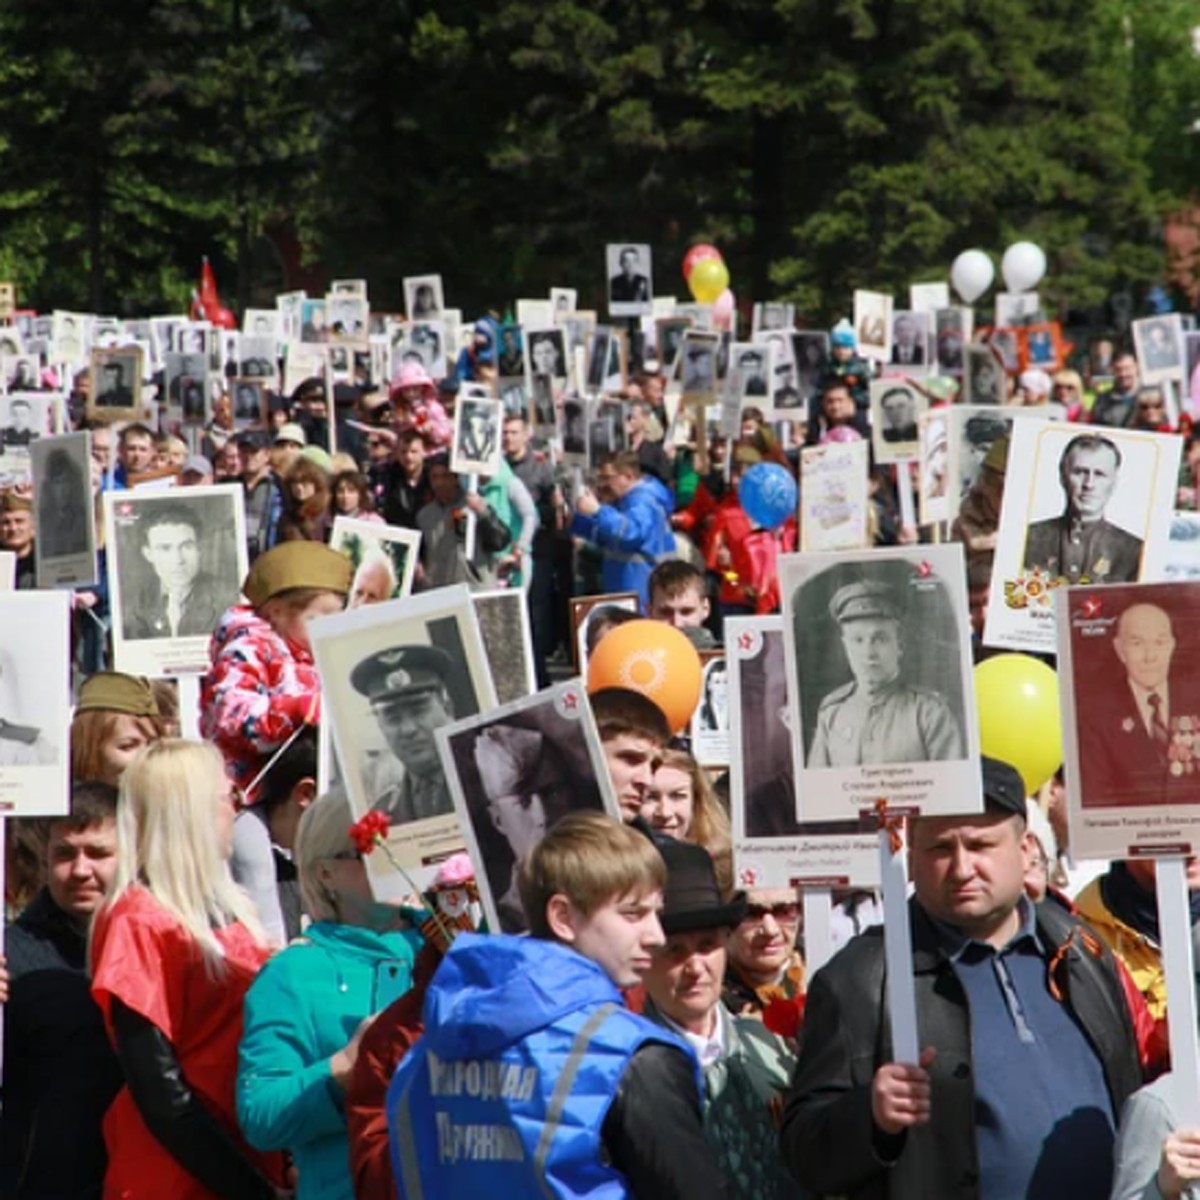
197;256;220;317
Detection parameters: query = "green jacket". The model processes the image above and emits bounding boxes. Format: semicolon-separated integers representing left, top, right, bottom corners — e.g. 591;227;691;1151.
237;920;421;1200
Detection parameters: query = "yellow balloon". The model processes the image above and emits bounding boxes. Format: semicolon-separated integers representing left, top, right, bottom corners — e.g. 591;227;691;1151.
973;654;1062;796
688;257;730;305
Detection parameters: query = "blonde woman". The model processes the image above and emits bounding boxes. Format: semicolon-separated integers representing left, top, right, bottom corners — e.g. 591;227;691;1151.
641;747;733;892
238;789;420;1200
89;740;287;1199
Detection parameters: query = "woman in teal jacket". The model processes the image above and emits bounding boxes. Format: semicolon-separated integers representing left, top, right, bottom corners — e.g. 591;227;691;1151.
237;789;422;1200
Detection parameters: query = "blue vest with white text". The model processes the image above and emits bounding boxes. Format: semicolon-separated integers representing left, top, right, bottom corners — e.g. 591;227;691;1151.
386;934;697;1200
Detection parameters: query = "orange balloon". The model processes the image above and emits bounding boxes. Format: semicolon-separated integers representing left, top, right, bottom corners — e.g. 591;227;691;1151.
587;619;702;733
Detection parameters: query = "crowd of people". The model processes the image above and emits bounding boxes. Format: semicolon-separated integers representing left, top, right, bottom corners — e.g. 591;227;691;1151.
2;284;1200;1200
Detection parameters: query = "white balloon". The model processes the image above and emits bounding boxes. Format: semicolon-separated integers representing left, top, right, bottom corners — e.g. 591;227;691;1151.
1001;242;1046;294
950;250;994;304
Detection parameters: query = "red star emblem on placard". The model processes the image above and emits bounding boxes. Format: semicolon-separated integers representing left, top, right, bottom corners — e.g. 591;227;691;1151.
117;503;133;518
737;631;754;651
562;690;578;711
916;561;933;578
1081;597;1102;619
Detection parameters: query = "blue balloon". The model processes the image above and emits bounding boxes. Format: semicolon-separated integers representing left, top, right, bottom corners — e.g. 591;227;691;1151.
737;462;797;531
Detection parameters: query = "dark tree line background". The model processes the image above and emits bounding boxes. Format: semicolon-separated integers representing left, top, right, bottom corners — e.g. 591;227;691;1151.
0;0;1197;325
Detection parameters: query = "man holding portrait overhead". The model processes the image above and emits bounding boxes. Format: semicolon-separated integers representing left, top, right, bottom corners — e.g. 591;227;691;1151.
807;580;963;767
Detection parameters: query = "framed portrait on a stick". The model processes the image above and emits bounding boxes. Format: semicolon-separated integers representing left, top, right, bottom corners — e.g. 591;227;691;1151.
853;289;892;364
330;516;421;605
869;379;926;464
984;423;1181;654
436;679;618;934
689;653;729;767
727;616;880;890
105;485;248;677
0;591;71;816
570;591;639;672
679;330;720;404
309;585;497;896
404;274;444;320
918;409;950;527
471;588;537;706
32;432;96;588
88;347;143;421
780;543;982;821
450;396;502;477
1059;581;1200;861
606;243;653;318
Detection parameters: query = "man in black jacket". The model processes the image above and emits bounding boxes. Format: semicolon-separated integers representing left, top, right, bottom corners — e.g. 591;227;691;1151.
782;757;1144;1200
4;783;123;1199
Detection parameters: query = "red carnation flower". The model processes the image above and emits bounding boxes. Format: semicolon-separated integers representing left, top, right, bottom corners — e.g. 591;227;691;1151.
762;994;806;1041
349;810;390;856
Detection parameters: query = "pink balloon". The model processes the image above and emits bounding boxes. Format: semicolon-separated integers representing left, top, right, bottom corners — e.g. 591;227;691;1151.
713;288;735;331
682;243;722;282
821;425;863;444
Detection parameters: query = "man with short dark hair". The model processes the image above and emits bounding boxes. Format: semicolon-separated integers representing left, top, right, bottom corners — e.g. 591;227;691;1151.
589;686;671;821
3;397;37;448
503;413;562;685
116;423;156;484
124;502;227;639
381;427;432;530
571;450;675;609
782;757;1144;1200
236;429;283;562
1091;353;1140;428
4;783;124;1199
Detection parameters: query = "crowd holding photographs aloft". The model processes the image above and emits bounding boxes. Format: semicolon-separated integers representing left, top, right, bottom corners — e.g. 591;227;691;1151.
7;240;1200;1200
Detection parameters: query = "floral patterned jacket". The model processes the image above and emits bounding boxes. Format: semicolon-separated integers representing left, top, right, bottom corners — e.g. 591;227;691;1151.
200;605;320;800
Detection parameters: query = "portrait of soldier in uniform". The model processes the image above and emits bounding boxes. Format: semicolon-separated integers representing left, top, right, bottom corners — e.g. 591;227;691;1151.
806;579;964;768
352;644;459;825
1023;433;1143;584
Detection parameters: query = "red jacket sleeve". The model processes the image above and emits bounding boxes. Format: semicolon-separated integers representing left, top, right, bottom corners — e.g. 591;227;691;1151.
346;943;439;1200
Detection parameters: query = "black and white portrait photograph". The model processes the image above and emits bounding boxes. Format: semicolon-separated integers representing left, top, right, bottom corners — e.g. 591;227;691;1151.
402;320;446;380
761;330;800;413
32;432;96;589
987;326;1020;374
0;591;71;816
570;591;639;673
551;287;578;322
585;326;626;394
164;351;209;417
751;302;794;338
53;310;89;364
1058;582;1200;861
889;310;929;369
934;307;970;375
917;410;950;527
689;654;729;767
561;398;587;464
471;588;537;707
793;331;831;409
330;516;421;605
89;348;143;420
530;372;556;433
105;486;248;677
308;584;498;893
588;398;627;466
781;544;982;820
963;343;1005;405
232;378;266;425
1133;314;1186;385
729;343;772;405
331;278;368;298
242;309;281;339
496;322;526;380
655;316;691;377
994;291;1040;328
524;328;567;385
2;355;39;394
436;680;617;933
237;335;279;382
986;423;1181;654
680;330;720;401
726;615;880;889
404;274;444;321
327;294;368;342
869;379;926;464
852;289;892;364
451;395;503;476
606;243;653;317
0;394;45;457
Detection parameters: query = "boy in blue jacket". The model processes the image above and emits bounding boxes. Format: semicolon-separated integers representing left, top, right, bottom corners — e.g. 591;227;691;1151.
387;811;727;1199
